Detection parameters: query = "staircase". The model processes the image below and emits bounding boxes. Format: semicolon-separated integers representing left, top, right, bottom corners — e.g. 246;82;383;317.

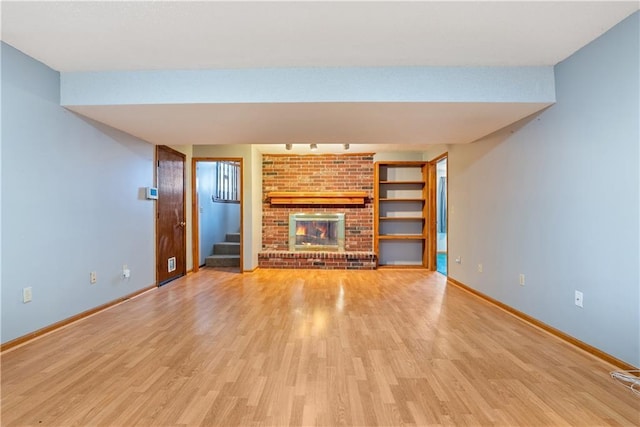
205;233;240;268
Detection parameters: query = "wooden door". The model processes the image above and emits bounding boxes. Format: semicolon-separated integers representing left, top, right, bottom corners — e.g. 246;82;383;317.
156;146;186;285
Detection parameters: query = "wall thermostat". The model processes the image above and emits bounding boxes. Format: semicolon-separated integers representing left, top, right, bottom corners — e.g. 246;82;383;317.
146;187;158;200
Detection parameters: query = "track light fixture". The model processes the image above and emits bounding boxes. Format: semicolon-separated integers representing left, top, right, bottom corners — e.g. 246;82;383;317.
282;143;350;152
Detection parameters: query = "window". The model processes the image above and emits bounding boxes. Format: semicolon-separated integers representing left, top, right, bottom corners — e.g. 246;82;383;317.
213;161;240;203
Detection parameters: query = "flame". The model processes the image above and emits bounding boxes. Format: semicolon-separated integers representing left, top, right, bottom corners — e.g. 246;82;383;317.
316;225;327;239
295;221;328;239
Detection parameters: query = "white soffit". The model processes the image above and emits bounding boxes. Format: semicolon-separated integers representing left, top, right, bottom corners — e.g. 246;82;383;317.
2;1;636;151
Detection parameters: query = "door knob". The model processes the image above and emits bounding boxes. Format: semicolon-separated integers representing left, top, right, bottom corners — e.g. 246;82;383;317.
178;221;186;227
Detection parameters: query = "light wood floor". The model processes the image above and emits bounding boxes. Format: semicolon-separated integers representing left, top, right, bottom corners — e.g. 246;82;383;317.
1;269;638;426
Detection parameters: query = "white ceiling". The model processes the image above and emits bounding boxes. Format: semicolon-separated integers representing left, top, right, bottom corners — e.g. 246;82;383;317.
2;1;638;153
3;1;637;71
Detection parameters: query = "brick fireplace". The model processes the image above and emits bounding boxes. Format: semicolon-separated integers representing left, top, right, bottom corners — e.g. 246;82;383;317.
259;153;376;269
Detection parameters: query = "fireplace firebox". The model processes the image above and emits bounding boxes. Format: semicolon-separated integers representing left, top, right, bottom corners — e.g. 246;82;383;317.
289;213;345;252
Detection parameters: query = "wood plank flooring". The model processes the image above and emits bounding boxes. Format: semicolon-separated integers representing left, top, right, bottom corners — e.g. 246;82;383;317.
1;269;638;426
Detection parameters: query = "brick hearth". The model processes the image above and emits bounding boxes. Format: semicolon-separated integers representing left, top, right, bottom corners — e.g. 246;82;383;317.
258;251;376;270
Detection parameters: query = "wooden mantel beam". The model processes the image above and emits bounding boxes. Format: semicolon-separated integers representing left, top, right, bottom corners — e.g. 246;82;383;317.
267;191;368;205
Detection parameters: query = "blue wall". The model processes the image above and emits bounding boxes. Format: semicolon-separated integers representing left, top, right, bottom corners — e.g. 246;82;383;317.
447;12;639;366
1;43;156;343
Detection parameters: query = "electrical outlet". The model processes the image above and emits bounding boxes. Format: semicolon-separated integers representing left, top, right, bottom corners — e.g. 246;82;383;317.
477;263;483;273
123;264;131;279
90;271;97;284
519;274;525;286
455;256;462;264
23;287;32;303
575;290;584;308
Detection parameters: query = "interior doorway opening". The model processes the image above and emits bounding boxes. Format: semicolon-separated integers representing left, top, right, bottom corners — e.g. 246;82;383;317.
435;157;447;275
192;158;243;273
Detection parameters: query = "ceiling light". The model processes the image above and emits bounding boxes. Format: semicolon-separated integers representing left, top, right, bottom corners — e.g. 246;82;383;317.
310;144;318;151
285;144;292;150
343;144;350;150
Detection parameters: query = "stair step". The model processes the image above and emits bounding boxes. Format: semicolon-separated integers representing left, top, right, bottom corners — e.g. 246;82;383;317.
226;233;241;243
205;255;240;268
213;242;240;255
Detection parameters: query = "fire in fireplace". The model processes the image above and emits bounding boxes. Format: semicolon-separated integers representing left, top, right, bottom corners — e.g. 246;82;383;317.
289;213;345;251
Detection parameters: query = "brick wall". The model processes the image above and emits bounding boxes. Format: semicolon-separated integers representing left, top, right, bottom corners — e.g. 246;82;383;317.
262;154;374;253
